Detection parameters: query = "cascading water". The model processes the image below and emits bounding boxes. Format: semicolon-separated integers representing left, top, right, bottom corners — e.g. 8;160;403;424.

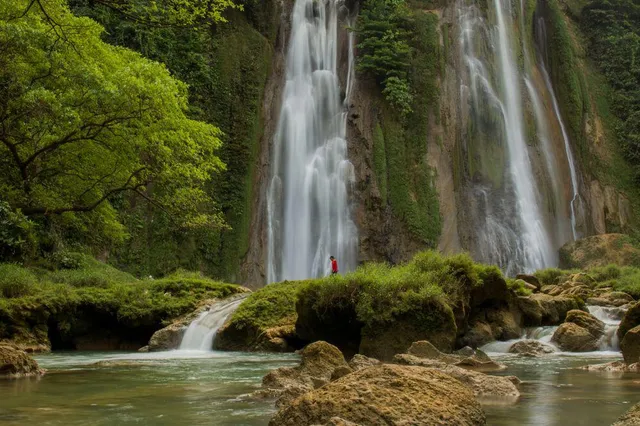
266;0;358;283
482;304;627;353
458;0;555;274
179;297;246;351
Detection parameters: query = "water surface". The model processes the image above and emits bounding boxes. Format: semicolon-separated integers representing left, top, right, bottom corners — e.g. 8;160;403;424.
0;351;298;426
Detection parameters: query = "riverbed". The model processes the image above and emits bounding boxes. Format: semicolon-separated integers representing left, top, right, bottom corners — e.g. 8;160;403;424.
0;350;637;425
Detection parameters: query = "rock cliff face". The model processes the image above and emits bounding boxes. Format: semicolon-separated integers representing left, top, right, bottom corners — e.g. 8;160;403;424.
241;0;638;285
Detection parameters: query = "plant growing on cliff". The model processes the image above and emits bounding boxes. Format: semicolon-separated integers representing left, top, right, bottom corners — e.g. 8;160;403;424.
0;0;226;253
355;0;413;115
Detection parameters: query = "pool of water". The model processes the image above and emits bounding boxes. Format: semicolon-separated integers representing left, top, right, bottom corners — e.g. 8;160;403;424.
484;352;640;425
0;351;298;426
1;350;639;425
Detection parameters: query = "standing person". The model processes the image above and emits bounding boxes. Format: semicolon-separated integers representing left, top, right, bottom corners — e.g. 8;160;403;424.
329;256;338;275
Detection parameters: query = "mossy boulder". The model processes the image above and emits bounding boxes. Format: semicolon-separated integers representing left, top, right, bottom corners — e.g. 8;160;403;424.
269;364;487;426
0;344;44;378
358;299;457;361
559;234;640;269
215;281;302;352
529;294;587;324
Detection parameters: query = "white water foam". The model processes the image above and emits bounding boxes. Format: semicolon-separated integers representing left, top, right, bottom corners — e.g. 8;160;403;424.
179;297;245;351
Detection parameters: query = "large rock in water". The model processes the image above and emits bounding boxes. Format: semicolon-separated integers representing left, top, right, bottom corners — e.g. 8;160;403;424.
261;341;351;408
618;302;640;341
508;340;555;357
551;310;605;352
0;344;44;378
565;310;605;337
148;323;185;351
612;402;640;426
621;326;640;364
268;364;486;426
559;234;640;269
392;354;519;400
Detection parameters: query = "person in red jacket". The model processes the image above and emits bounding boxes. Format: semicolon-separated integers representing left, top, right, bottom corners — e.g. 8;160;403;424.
329;256;338;275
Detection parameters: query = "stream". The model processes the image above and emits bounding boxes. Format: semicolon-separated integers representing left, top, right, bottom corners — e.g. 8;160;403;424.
0;350;636;425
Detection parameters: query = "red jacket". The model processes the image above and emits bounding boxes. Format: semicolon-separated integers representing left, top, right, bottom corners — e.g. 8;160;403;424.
331;259;338;273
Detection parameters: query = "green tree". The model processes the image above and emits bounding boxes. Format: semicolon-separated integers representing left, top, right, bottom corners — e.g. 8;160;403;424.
0;0;226;251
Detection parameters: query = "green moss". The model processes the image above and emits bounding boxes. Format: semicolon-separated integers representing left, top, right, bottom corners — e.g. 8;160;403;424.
376;11;442;245
373;123;388;205
228;280;300;331
0;260;244;347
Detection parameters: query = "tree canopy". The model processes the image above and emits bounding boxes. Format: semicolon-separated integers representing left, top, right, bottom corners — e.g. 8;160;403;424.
0;0;226;256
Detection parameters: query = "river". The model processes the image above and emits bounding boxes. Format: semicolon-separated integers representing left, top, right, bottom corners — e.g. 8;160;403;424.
0;350;636;425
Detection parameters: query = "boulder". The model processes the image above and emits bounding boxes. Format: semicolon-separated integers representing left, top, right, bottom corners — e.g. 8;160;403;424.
581;361;640;373
0;344;44;378
565;310;605;338
618;302;640;340
402;340;504;372
261;341;351;408
516;274;541;291
348;354;381;372
508;340;555;357
515;296;544;326
559;234;640;269
358;299;457;361
148;323;185;351
530;294;587;325
392;354;519;400
612;402;640;426
621;326;640;364
269;364;487;426
552;322;600;352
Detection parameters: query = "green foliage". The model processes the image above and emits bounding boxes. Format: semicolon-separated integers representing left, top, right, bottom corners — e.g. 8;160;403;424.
372;124;388;204
70;3;277;280
0;0;226;261
229;281;300;330
581;0;640;183
0;259;245;345
0;201;35;262
69;0;241;27
534;263;640;298
369;9;442;245
507;279;533;296
356;0;413;114
534;267;570;286
0;264;39;298
298;250;499;328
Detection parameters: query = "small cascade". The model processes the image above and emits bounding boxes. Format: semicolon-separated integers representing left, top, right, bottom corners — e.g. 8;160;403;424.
179;297;246;351
482;305;627;354
588;305;624;351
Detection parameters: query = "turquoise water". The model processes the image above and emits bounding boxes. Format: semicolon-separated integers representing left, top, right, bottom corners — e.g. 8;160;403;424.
0;351;298;425
485;352;640;425
1;350;638;425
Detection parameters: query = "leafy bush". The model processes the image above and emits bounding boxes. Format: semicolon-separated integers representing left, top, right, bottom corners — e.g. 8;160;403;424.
0;263;39;298
534;268;569;286
0;201;35;262
507;279;533;296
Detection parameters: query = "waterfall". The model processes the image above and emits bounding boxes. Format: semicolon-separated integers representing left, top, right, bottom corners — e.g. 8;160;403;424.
179;297;245;351
459;0;555;274
266;0;358;283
